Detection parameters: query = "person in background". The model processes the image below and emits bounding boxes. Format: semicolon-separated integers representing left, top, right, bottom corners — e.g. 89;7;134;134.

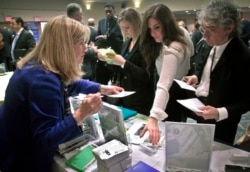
23;24;34;36
87;18;98;45
96;3;123;54
95;3;123;85
189;20;206;74
96;7;155;115
239;11;250;47
0;28;12;71
8;17;36;71
140;3;194;144
88;18;96;27
0;15;123;171
183;0;250;144
0;32;5;72
88;18;97;45
191;20;203;50
178;20;189;32
66;2;97;44
66;3;98;81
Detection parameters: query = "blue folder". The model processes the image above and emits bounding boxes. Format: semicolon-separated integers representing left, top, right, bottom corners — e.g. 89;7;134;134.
125;161;159;172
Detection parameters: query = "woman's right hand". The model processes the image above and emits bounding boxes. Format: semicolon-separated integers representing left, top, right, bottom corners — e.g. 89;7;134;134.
182;75;198;87
73;93;103;125
140;117;161;145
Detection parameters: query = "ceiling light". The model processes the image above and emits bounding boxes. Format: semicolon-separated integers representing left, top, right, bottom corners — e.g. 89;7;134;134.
135;1;140;8
86;4;91;10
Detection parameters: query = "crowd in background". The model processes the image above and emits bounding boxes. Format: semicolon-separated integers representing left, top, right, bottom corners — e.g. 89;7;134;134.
0;0;250;171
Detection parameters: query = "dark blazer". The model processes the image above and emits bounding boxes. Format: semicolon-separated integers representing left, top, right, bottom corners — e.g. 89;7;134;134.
8;29;36;71
95;17;123;84
13;28;36;55
105;38;155;115
88;26;97;43
119;38;155;115
97;17;123;54
240;19;250;46
195;37;250;144
81;26;98;81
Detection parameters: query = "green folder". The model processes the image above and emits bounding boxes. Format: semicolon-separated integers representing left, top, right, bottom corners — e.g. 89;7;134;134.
65;145;95;172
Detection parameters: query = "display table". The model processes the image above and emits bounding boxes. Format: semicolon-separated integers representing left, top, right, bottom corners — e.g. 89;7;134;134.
0;72;13;104
53;114;250;172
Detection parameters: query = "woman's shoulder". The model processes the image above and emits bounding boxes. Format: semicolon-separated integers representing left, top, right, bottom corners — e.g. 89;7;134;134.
18;65;61;85
165;41;184;54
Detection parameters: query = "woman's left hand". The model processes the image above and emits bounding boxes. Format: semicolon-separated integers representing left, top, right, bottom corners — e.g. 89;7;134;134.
195;105;219;120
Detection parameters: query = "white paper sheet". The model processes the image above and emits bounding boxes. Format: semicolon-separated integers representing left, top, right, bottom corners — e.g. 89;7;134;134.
174;79;196;92
177;98;205;113
107;91;135;98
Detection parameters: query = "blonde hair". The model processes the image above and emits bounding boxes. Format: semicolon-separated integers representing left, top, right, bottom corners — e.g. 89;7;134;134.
17;15;90;84
117;7;142;41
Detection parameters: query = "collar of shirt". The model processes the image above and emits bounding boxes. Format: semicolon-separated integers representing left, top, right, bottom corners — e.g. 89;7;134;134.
213;38;232;61
16;27;24;36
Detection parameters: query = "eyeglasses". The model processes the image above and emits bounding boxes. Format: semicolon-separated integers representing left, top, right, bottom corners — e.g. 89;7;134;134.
200;24;217;34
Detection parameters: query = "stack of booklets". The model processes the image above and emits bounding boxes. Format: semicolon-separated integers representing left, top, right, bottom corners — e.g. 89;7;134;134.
57;116;98;157
57;135;89;156
92;139;131;172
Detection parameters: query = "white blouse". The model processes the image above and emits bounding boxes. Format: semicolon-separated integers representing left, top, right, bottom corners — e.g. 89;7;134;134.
150;28;194;121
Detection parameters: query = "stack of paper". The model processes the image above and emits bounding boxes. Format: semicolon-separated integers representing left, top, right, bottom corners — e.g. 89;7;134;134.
92;139;131;172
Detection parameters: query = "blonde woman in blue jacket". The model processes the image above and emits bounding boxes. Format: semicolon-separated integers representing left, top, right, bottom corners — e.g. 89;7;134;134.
0;15;123;171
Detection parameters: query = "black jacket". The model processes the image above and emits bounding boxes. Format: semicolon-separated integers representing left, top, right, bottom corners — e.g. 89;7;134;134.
103;38;155;115
195;37;250;144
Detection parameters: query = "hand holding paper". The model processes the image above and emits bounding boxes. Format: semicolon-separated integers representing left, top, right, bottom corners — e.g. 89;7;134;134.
174;79;196;92
177;98;204;113
98;48;116;64
107;91;135;98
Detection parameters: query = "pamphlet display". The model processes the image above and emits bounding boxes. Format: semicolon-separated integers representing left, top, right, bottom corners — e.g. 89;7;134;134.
98;102;128;146
165;122;215;172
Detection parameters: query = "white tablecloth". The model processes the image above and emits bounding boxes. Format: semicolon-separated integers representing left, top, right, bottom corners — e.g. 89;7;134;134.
0;72;13;103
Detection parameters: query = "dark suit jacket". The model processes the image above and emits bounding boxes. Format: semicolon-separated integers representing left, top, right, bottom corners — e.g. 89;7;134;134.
8;29;36;71
97;17;123;54
95;17;123;84
102;38;155;115
240;19;250;46
13;28;36;56
88;26;97;43
117;38;154;115
195;37;250;144
81;26;98;81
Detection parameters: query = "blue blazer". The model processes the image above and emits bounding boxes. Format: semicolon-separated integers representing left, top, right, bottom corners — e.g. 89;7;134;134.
0;64;100;171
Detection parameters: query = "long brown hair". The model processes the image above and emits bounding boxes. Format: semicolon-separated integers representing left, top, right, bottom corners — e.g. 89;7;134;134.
140;3;186;72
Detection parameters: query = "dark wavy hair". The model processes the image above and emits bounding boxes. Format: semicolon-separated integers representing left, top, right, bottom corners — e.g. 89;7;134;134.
140;3;186;73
